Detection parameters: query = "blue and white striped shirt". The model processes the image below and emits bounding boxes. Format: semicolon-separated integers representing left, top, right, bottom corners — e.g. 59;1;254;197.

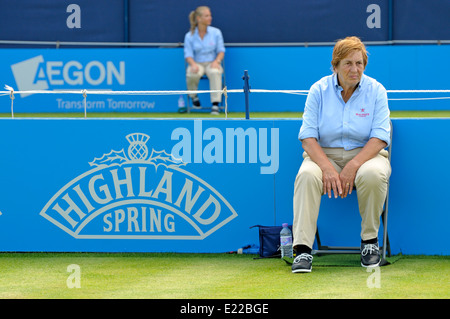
299;73;391;149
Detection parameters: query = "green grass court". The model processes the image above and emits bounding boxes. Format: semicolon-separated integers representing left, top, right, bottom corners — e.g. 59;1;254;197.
0;253;448;299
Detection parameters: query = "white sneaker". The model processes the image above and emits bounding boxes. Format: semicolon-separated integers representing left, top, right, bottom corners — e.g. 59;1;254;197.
211;105;220;115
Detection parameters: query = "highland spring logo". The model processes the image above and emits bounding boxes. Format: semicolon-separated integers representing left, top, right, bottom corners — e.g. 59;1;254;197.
40;132;238;240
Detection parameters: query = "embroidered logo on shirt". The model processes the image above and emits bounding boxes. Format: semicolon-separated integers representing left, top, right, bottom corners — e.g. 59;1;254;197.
356;108;370;118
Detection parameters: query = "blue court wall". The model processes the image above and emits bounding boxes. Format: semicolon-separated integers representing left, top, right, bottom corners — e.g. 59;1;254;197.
1;0;449;44
1;44;449;113
0;118;448;255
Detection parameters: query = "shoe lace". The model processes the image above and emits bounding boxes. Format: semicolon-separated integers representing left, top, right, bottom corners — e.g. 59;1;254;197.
293;253;313;263
361;244;379;256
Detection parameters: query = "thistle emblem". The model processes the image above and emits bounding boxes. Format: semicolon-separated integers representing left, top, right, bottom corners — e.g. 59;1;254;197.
126;133;150;161
89;132;185;169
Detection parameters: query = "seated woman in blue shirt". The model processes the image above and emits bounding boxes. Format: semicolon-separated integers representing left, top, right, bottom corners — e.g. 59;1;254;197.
292;36;391;273
184;6;225;115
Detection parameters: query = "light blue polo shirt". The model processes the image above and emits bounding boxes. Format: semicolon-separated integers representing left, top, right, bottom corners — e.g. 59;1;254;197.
184;26;225;63
299;73;391;150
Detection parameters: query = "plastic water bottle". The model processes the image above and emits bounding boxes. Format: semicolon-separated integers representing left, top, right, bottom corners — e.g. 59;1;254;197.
280;223;293;258
178;95;185;109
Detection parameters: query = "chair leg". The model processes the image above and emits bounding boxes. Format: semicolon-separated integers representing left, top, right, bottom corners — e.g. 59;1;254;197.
186;95;191;113
312;227;360;255
380;208;391;265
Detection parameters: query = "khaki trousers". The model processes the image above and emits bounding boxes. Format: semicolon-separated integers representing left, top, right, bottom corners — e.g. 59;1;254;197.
186;62;223;103
292;148;391;249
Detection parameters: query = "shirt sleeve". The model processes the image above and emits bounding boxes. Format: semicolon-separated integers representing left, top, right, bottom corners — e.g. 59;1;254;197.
369;83;391;147
298;83;320;141
184;32;194;59
215;29;226;54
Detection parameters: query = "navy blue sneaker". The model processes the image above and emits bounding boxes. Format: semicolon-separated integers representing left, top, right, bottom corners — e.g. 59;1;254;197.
192;97;201;109
361;242;380;267
292;253;313;273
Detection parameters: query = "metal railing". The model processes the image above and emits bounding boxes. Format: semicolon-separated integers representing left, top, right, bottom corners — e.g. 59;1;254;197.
1;39;449;49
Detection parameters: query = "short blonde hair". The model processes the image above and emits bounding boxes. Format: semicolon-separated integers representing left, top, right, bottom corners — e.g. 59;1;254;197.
331;36;368;70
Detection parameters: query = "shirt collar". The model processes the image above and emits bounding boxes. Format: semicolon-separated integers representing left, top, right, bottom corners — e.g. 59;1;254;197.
333;73;365;91
194;26;210;36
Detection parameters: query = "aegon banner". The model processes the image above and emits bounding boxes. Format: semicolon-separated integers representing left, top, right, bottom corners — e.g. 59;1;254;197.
3;45;450;113
0;119;289;252
0;49;186;113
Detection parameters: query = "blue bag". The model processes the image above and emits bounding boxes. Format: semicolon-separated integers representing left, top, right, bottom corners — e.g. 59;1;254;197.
251;225;293;258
